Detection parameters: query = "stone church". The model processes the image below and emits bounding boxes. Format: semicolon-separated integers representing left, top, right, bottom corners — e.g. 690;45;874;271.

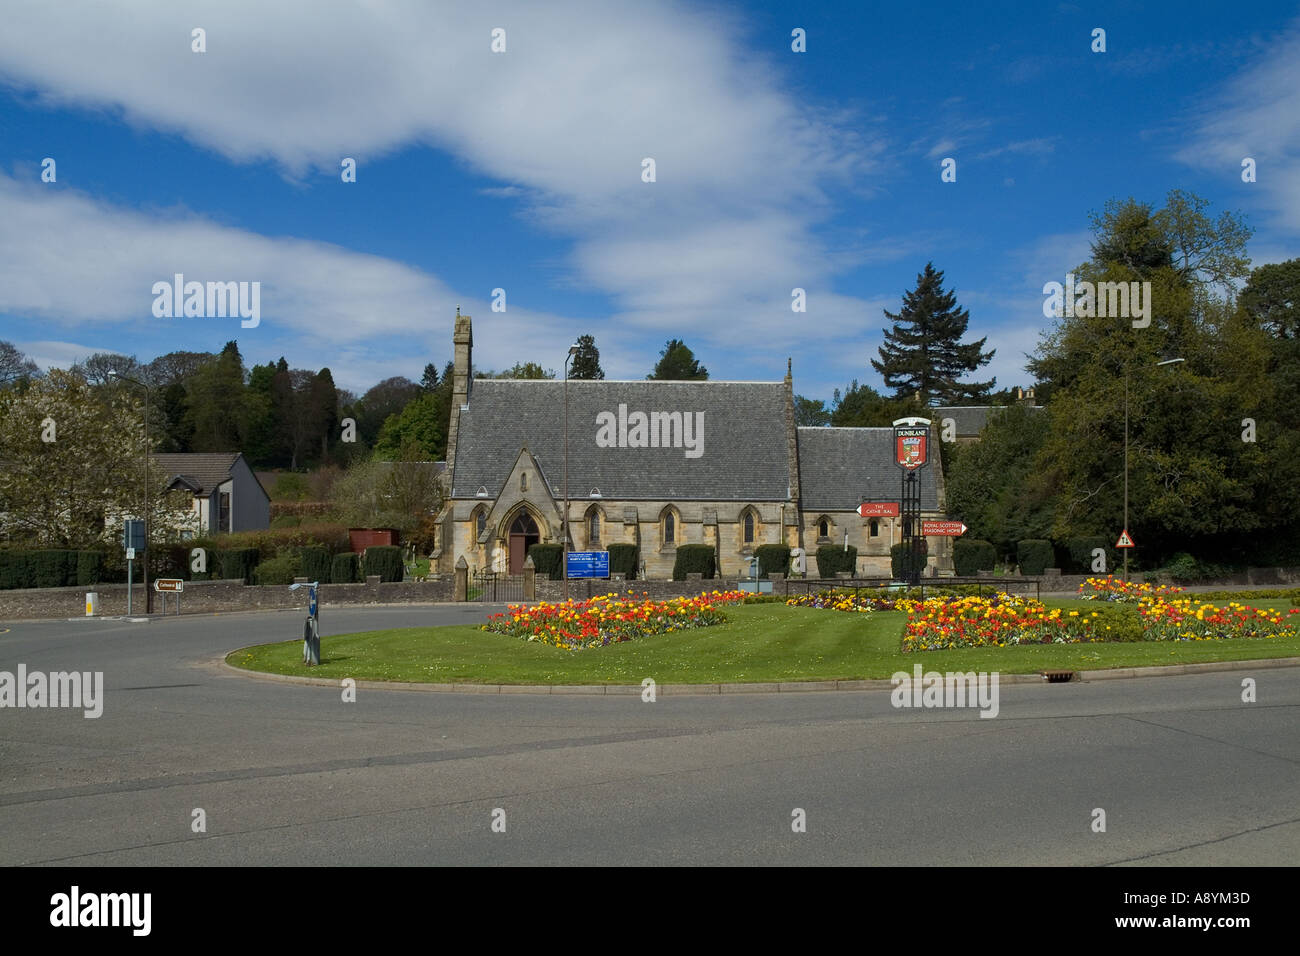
433;314;953;579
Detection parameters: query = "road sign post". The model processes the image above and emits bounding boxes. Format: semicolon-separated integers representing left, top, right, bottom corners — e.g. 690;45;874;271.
289;581;321;665
893;417;931;586
154;578;183;615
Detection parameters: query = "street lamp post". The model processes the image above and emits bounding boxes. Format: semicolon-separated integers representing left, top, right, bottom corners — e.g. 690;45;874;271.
110;371;152;612
1123;357;1184;582
563;343;580;601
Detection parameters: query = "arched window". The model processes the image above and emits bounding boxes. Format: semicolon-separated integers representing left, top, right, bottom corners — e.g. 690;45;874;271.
743;511;755;544
588;509;600;543
475;509;486;539
510;511;538;535
819;518;829;538
869;519;880;537
664;511;676;544
520;472;528;491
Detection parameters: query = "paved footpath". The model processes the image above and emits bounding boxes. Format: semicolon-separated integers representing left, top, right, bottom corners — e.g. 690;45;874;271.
1;606;1297;865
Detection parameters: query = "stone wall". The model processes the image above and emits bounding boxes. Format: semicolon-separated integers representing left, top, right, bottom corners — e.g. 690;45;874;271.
0;576;456;621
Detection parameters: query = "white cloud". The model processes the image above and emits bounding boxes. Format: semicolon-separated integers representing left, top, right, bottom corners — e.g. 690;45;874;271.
1176;18;1300;231
0;0;897;394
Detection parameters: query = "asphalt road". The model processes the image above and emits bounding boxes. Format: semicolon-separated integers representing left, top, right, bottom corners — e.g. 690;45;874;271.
1;605;1297;866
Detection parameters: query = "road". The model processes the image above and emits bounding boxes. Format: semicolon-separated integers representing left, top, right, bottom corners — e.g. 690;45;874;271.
1;606;1297;865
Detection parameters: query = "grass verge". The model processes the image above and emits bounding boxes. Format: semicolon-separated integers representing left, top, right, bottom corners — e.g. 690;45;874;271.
226;602;1300;685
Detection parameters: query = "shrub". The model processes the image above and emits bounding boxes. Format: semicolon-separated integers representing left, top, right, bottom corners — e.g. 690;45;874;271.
270;472;312;501
1016;539;1054;576
0;552;35;590
75;551;103;586
270;515;302;529
526;543;565;580
889;540;927;579
607;543;639;580
299;546;332;583
32;550;77;587
672;544;717;580
815;544;858;578
754;544;792;578
330;552;360;584
1061;536;1114;574
953;538;996;576
362;545;404;582
1092;603;1145;642
215;548;260;584
253;553;302;586
211;523;351;560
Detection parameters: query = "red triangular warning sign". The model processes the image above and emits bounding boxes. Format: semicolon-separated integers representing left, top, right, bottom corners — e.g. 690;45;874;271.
1116;529;1135;548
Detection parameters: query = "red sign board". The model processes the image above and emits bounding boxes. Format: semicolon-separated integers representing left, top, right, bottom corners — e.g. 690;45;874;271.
858;502;900;517
895;426;929;471
1116;529;1135;549
921;521;967;536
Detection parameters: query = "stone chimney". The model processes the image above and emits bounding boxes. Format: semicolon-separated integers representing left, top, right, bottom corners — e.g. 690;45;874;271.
444;311;473;493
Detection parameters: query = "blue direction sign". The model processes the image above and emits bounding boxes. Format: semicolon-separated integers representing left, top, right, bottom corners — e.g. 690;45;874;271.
567;551;610;579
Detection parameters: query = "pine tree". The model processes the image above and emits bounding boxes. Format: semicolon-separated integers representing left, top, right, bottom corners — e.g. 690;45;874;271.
569;334;605;380
648;339;708;380
870;262;994;404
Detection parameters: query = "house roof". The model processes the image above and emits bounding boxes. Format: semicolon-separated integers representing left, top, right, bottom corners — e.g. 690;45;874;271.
451;380;792;500
152;452;257;496
932;405;1044;437
796;427;940;512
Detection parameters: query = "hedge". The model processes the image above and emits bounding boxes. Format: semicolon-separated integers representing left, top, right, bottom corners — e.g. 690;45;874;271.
215;548;260;585
299;546;332;584
1016;539;1054;576
953;538;996;576
672;544;717;580
1060;535;1114;574
253;553;302;586
362;545;404;583
330;552;360;584
0;552;35;589
816;544;858;578
754;544;791;578
75;551;103;586
527;543;565;580
890;540;928;579
607;543;639;580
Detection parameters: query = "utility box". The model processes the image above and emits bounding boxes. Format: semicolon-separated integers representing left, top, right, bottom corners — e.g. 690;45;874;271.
85;593;98;616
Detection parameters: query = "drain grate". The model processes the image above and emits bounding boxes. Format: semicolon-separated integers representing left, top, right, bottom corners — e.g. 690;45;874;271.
1040;670;1077;683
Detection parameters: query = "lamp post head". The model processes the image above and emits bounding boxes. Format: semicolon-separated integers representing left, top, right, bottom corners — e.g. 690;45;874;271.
1156;357;1184;367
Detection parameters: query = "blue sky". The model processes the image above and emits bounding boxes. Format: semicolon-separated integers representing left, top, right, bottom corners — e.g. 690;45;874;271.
1;0;1297;403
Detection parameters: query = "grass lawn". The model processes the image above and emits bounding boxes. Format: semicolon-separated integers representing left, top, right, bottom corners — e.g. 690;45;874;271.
227;601;1300;685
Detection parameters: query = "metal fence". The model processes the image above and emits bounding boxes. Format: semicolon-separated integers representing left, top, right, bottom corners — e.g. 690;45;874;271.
472;570;526;603
781;576;1041;601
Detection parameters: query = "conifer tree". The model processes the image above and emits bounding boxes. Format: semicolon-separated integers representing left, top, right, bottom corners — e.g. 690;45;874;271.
871;262;994;404
569;334;605;380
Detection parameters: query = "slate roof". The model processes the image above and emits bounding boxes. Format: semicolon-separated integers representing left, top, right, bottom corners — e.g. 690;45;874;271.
452;380;791;500
932;405;1044;437
796;428;940;512
931;406;995;436
152;452;258;496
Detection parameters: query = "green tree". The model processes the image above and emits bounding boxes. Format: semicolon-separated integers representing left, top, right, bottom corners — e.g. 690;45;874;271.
420;363;440;390
0;369;187;547
484;361;555;379
1239;258;1300;339
0;341;39;389
943;404;1054;561
569;334;605;380
373;388;451;461
829;380;924;427
185;341;249;452
328;440;443;534
647;339;708;380
793;395;831;427
871;262;995;404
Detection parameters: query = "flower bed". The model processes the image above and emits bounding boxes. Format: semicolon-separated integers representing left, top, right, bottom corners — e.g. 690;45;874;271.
901;592;1297;652
1079;575;1184;602
481;590;748;650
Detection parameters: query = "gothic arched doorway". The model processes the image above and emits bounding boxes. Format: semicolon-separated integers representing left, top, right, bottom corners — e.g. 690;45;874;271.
508;511;540;574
